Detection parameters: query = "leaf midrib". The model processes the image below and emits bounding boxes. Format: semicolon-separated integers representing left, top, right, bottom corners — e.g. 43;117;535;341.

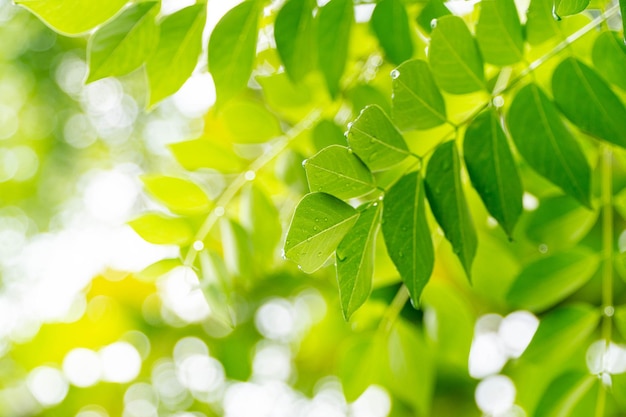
286;212;359;253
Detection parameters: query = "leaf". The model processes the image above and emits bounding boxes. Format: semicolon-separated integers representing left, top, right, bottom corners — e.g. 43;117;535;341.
304;145;376;199
348;105;410;171
522;304;600;364
554;0;590;17
382;172;434;305
370;0;413;65
312;119;346;151
284;193;359;273
221;99;282;143
463;109;523;237
526;0;560;45
336;203;381;320
169;139;244;173
506;248;600;312
428;15;485;94
592;32;626;92
425;141;477;278
142;175;211;215
317;0;354;98
525;195;598;251
475;0;524;66
552;57;626;148
15;0;128;36
146;4;206;107
534;371;596;417
220;218;253;281
86;2;159;83
391;59;447;131
346;84;391;115
621;0;626;42
135;258;183;282
199;250;235;328
274;0;316;82
209;1;260;104
339;334;387;401
507;84;591;207
241;184;282;270
128;213;193;245
416;0;451;34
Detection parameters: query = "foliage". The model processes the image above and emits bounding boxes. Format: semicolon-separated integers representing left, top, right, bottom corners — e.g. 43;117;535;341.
3;0;626;416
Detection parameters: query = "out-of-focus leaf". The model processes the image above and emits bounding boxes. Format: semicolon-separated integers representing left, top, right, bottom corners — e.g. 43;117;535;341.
552;57;626;148
142;175;211;215
615;305;626;340
284;193;359;273
526;195;598;251
336;203;381;320
391;59;447;130
507;84;591;207
276;150;309;193
429;16;485;94
339;334;387;401
554;0;590;17
220;218;253;281
475;0;524;66
146;4;206;107
416;0;451;34
221;100;282;143
304;145;376;199
15;0;128;35
209;1;260;104
274;0;316;82
317;0;353;98
526;0;560;45
621;0;626;42
348;105;410;171
382;172;434;305
522;304;600;364
87;2;159;83
592;32;626;92
199;250;235;328
135;258;182;282
371;0;413;65
129;213;193;245
169;139;244;173
506;248;600;312
534;371;596;417
463;109;523;238
346;84;391;115
425;141;477;279
241;184;281;270
312;119;346;151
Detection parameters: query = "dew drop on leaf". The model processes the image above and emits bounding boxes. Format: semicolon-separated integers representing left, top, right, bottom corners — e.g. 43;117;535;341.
390;69;400;79
430;18;438;28
492;96;504;108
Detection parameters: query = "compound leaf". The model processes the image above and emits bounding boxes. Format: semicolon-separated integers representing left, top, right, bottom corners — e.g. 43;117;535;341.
475;0;524;66
142;175;211;215
129;213;193;245
371;0;413;65
274;0;316;82
318;0;353;98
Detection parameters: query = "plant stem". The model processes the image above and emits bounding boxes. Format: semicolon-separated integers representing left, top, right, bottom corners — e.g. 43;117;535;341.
378;284;410;333
183;108;323;267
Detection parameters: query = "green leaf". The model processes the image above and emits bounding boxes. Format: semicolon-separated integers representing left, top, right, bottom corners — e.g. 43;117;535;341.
304;145;376;199
463;109;523;237
142;175;211;215
592;32;626;92
15;0;128;36
621;0;626;42
526;195;598;251
425;142;477;278
86;2;159;83
336;203;381;320
526;0;560;45
416;0;451;34
339;334;387;401
199;250;235;328
348;105;410;171
241;184;282;270
312;119;346;151
522;304;600;364
221;99;282;143
346;84;391;115
169;139;244;173
209;1;260;104
507;84;591;207
371;0;413;65
220;218;253;281
534;371;596;417
554;0;590;17
135;258;183;282
284;193;359;273
506;248;600;312
475;0;524;66
129;213;193;245
317;0;354;98
552;57;626;148
391;59;447;131
274;0;316;82
146;4;206;107
429;15;485;94
382;172;434;305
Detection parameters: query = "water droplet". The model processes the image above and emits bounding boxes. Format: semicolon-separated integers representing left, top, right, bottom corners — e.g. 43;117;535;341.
214;206;225;217
297;265;303;270
315;218;320;222
337;252;347;261
244;170;256;181
324;217;328;222
347;122;353;129
390;69;400;79
313;225;319;231
378;195;383;201
193;240;204;251
302;159;308;167
373;202;378;207
424;46;429;56
492;96;505;108
605;306;615;317
430;18;438;28
538;244;548;254
347;148;354;154
551;5;561;20
344;131;349;138
281;249;286;259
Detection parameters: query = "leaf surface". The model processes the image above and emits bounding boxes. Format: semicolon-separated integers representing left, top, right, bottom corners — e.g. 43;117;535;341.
169;139;244;172
526;0;560;45
371;0;413;65
129;213;193;245
391;59;447;130
274;0;316;82
425;142;477;278
142;175;211;215
382;172;434;305
221;99;282;143
317;0;353;98
555;0;590;17
507;84;591;207
475;0;524;66
463;109;522;237
284;193;359;273
592;32;626;92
